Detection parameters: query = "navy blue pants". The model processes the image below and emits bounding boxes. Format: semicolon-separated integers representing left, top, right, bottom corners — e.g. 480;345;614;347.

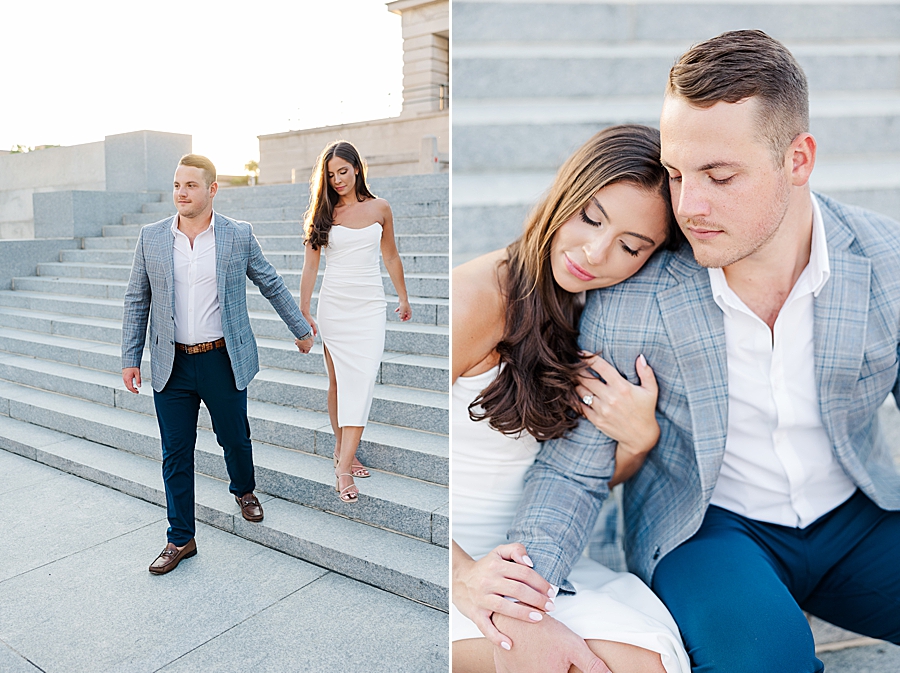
153;346;255;545
652;491;900;673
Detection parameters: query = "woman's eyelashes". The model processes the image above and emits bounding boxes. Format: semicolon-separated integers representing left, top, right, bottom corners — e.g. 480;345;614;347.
579;208;601;226
580;209;641;258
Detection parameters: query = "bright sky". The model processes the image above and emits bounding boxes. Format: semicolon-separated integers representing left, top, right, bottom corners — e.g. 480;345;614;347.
0;0;403;175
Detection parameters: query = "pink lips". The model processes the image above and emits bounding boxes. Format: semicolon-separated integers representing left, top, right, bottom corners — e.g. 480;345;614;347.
564;254;596;281
688;227;723;240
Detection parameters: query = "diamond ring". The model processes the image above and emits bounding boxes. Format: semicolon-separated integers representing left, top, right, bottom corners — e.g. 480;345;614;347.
582;394;594;406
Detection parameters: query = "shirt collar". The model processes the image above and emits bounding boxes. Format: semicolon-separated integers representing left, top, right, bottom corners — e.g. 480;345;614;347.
171;210;216;237
708;193;830;317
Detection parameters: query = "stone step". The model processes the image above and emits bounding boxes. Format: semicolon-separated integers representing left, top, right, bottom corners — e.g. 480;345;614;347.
453;92;900;172
0;276;450;325
0;359;446;484
0;414;447;609
15;268;449;302
193;186;450;210
44;252;449;282
209;176;448;207
0;344;447;435
112;216;450;238
0;364;447;540
122;201;449;225
0;324;447;393
0;295;449;357
84;234;450;253
454;1;900;45
453;40;900;100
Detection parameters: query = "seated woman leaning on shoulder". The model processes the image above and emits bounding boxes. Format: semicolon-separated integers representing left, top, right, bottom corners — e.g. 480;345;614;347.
451;125;691;673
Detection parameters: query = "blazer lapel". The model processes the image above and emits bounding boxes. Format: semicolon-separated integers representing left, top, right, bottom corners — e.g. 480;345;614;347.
656;248;729;498
814;206;870;459
214;213;233;304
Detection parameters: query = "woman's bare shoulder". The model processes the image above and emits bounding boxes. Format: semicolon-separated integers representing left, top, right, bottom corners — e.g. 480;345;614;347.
452;249;508;381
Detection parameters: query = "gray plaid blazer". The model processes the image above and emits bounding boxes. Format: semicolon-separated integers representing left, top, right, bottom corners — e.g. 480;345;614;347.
509;193;900;591
121;213;312;392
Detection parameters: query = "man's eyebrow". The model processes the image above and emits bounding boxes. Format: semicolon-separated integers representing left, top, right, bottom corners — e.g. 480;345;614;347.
660;160;741;172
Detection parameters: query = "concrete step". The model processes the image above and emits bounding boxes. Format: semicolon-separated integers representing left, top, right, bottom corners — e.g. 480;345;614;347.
454;2;900;45
0;295;449;357
0;372;447;541
453;40;900;100
0;328;447;433
0;356;446;484
0;324;447;393
14;268;448;304
122;201;449;226
38;252;449;280
453;92;900;172
106;216;449;237
210;179;448;209
0;414;447;609
84;234;450;253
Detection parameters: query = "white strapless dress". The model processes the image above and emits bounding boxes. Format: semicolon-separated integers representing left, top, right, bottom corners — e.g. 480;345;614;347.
452;366;690;673
317;224;386;427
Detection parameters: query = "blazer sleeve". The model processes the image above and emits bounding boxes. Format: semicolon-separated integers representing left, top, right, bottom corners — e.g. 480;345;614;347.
245;225;313;340
121;227;151;369
507;418;616;594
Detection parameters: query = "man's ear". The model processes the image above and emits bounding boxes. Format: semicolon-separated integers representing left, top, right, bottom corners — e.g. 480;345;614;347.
209;181;218;198
788;133;816;187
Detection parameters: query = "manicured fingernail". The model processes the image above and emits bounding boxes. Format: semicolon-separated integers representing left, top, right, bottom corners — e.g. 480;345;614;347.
529;611;543;621
501;641;511;651
545;601;555;612
548;585;559;598
522;555;534;567
638;354;647;366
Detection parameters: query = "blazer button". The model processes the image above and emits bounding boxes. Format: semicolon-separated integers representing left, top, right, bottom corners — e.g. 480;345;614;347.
170;340;174;344
652;546;661;560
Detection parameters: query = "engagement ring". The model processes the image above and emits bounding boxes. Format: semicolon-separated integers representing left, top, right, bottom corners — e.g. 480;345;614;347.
582;394;594;406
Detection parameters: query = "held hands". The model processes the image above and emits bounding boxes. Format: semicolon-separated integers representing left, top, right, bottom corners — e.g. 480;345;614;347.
301;313;318;337
577;351;660;456
295;336;314;354
395;300;412;322
122;367;142;394
452;543;556;650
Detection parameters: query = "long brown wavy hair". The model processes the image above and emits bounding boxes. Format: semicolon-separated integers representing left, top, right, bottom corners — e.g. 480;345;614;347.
303;140;376;250
470;124;682;441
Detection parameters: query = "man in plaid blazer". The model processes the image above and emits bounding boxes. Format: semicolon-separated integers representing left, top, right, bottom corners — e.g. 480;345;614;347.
121;154;313;575
495;32;900;673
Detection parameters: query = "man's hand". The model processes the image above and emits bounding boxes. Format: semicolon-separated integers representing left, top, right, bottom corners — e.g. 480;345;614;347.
122;367;142;394
295;336;314;354
492;613;612;673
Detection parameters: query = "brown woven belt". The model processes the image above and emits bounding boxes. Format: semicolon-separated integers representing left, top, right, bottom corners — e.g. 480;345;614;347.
175;337;226;355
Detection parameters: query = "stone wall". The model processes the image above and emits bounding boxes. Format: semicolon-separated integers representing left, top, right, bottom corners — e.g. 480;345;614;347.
258;113;448;185
0;143;105;239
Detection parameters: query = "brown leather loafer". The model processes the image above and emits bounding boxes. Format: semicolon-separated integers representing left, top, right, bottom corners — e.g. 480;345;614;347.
148;538;197;575
235;492;264;522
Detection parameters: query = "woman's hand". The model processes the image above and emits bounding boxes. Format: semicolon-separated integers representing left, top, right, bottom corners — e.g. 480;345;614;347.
302;312;318;337
452;542;557;650
394;299;412;322
576;352;660;457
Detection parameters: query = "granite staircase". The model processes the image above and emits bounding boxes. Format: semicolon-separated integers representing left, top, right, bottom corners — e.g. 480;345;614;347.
0;173;449;610
453;0;900;263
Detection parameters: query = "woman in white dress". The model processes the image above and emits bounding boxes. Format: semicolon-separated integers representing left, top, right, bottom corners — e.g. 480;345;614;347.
299;141;411;503
452;125;691;673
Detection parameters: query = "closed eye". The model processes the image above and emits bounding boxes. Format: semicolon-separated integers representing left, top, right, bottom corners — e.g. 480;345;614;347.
580;208;601;226
710;175;735;185
621;243;639;258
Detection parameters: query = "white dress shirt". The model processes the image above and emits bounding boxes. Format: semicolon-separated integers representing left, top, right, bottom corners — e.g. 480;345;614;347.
708;195;857;528
172;212;224;344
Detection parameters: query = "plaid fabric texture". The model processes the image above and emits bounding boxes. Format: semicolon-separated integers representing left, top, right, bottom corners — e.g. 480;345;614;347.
122;214;311;392
509;193;900;592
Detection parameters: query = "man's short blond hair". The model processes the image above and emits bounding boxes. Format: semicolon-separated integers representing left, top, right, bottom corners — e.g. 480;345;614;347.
178;154;217;187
